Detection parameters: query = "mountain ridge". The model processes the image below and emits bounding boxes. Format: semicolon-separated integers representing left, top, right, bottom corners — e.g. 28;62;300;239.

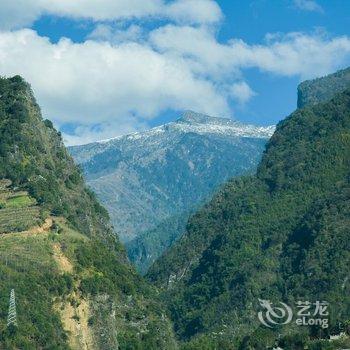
79;111;275;147
0;75;177;349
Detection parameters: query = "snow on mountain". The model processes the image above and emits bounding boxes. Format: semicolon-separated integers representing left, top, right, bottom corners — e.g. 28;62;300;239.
98;111;275;144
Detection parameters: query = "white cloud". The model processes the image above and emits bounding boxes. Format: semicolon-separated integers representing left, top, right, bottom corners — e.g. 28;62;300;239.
62;119;148;146
229;33;350;78
88;24;144;43
1;2;350;146
0;0;223;30
150;25;236;79
165;0;223;25
0;29;229;144
151;26;350;80
1;27;349;145
293;0;324;13
230;82;256;105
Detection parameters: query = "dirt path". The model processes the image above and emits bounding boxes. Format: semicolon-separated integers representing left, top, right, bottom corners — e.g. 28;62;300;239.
58;295;94;350
26;217;53;234
18;217;53;236
0;217;54;239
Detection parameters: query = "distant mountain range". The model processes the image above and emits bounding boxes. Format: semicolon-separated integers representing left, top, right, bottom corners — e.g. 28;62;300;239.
69;112;274;272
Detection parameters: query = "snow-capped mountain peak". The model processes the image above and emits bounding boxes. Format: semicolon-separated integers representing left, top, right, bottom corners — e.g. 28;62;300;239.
69;110;275;272
97;111;275;145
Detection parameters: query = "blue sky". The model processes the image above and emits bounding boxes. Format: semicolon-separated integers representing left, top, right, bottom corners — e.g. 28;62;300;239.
0;0;349;144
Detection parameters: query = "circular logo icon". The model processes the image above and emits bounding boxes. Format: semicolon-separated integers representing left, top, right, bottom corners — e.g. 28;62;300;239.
258;299;293;328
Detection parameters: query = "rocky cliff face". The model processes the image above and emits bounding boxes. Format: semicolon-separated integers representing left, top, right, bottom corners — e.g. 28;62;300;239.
297;66;350;108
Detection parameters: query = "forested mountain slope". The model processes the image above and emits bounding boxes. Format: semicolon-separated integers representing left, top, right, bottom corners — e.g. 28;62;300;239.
147;72;350;349
0;76;177;349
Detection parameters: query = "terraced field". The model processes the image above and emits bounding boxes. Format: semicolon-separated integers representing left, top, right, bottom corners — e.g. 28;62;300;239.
0;179;43;234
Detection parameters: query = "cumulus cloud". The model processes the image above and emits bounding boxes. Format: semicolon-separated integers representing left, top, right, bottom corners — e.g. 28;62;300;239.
0;0;222;30
229;33;350;78
151;26;350;80
0;29;229;144
150;25;236;79
293;0;324;13
164;0;223;25
230;82;256;105
62;119;148;146
0;1;349;145
1;27;349;144
88;24;144;43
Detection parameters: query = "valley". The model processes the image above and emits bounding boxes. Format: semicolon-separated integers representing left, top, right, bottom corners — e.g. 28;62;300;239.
0;68;349;350
1;2;350;349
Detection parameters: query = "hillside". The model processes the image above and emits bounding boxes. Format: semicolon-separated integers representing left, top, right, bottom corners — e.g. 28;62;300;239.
69;111;274;273
0;76;177;349
147;71;350;349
